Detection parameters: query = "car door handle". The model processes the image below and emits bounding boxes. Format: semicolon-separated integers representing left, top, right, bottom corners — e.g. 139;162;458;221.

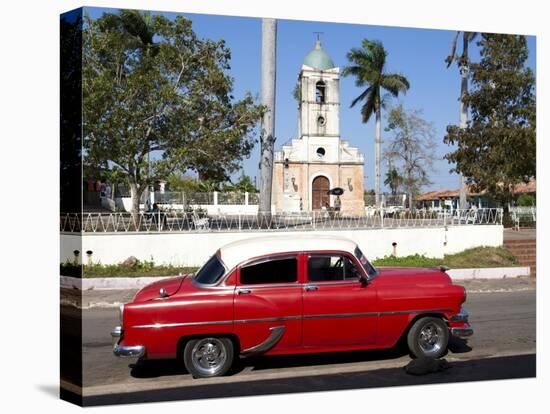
304;285;319;292
237;288;251;295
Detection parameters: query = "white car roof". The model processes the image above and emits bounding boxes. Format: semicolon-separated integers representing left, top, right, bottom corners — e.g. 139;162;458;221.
218;234;358;270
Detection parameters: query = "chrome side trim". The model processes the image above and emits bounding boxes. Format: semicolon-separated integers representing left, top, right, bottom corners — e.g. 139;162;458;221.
305;280;360;286
237;283;301;289
234;316;301;324
304;312;379;319
130;309;453;329
381;308;453;316
305;309;453;320
133;320;234;329
240;326;286;357
132;315;301;329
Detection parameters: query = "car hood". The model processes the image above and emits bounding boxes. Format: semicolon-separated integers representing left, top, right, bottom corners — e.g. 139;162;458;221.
374;267;451;286
132;274;190;302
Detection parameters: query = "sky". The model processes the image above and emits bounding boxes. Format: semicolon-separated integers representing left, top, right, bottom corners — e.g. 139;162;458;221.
84;7;536;193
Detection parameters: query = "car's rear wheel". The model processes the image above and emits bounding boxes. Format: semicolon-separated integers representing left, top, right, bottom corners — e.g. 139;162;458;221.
183;337;234;378
407;317;449;359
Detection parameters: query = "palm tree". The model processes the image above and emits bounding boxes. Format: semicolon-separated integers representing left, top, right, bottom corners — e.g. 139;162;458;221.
445;31;478;210
384;167;402;195
258;18;277;224
343;40;409;207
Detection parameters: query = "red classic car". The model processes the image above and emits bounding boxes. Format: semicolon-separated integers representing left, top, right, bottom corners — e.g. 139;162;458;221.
112;235;472;378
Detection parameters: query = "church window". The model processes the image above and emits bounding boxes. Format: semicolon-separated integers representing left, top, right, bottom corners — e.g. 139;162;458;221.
315;81;326;103
317;116;326;126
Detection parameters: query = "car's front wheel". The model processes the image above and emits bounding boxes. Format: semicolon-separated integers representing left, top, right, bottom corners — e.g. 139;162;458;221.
183;337;234;378
407;317;449;359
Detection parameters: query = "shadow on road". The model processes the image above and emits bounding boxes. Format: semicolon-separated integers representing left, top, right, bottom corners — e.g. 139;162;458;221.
448;336;473;354
129;342;472;380
129;346;409;379
83;353;535;407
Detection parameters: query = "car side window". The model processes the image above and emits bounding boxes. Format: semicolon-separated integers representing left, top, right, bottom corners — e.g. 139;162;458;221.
308;255;360;282
240;257;298;285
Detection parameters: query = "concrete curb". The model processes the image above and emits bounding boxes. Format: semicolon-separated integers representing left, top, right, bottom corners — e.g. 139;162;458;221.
61;266;530;290
60;275;173;290
447;267;530;280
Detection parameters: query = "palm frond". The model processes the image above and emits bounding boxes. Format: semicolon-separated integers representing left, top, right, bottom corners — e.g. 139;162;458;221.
445;31;460;67
381;74;410;97
465;32;478;43
342;65;368;87
361;39;387;71
360;89;378;123
350;86;373;108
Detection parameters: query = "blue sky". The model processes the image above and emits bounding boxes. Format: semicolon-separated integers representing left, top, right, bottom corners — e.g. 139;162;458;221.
84;7;536;192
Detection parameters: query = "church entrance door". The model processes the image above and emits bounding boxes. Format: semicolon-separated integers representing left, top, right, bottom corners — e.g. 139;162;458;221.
312;176;330;210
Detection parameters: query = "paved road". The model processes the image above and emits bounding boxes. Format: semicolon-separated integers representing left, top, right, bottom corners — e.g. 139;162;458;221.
67;289;535;405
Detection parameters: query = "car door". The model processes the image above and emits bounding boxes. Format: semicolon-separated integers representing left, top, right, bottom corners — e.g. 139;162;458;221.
302;252;378;347
233;254;303;353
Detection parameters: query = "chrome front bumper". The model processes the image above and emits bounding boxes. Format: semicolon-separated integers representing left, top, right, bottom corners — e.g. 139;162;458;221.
449;307;473;338
111;326;146;358
450;327;474;337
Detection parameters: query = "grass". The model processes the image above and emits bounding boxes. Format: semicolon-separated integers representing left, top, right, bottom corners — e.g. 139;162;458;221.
61;261;198;278
372;246;519;269
61;246;520;278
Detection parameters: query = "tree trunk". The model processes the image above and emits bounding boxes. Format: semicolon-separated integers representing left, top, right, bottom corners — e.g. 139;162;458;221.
258;18;277;225
375;105;382;207
458;63;469;210
129;182;142;227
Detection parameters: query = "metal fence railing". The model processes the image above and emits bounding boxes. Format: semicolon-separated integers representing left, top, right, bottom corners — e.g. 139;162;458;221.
364;193;407;207
61;208;503;233
508;206;536;230
146;191;257;207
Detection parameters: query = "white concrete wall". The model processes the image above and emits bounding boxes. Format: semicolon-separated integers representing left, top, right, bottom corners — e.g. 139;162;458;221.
60;225;503;267
444;225;504;254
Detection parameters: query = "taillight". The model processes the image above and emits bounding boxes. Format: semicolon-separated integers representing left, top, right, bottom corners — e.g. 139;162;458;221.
119;304;124;326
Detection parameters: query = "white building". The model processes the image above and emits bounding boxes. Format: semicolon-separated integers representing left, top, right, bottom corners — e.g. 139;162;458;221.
273;39;365;215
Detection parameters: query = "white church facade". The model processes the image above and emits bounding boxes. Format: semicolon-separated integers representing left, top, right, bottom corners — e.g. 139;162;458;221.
272;39;366;215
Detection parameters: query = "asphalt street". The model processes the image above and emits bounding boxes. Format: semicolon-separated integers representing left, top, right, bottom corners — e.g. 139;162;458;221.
65;286;536;405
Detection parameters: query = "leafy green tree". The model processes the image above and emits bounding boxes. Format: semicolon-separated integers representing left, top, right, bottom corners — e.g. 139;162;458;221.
516;193;535;207
384;104;437;209
83;11;263;216
384;167;402;195
233;174;258;193
444;34;535;207
343;39;409;207
166;173;199;193
197;179;226;193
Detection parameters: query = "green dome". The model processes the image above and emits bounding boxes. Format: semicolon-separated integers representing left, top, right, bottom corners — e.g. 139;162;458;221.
303;40;335;70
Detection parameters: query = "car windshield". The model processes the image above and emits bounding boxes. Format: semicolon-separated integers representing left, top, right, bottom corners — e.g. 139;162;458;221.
354;246;378;278
193;254;226;285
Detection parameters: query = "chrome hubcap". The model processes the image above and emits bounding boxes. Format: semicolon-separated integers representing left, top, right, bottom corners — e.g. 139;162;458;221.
418;323;443;354
191;338;227;376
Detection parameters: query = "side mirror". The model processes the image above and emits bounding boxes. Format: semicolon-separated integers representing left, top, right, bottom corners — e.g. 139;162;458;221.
359;273;370;286
351;267;369;286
